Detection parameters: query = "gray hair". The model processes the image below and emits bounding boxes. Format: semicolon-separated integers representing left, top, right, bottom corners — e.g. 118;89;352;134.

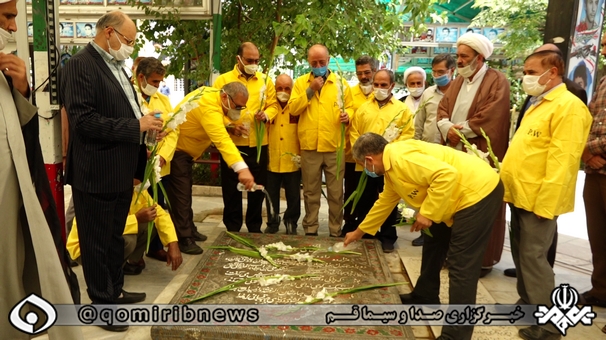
373;69;395;84
352;133;388;161
96;11;127;35
136;57;166;78
222;82;248;98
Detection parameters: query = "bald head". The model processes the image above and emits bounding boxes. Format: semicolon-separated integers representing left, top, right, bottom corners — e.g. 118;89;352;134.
276;74;293;88
237;42;259;57
535;43;562;55
94;11;136;55
308;44;330;72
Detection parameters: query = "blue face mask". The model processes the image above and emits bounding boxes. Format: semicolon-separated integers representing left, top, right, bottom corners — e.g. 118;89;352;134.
434;73;451;87
364;159;380;178
312;66;327;77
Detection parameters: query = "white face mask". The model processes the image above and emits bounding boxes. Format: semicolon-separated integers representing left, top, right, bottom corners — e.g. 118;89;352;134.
0;28;13;51
140;78;158;96
457;57;478;78
522;69;551;97
360;83;373;95
108;33;134;61
222;92;243;121
276;91;290;103
408;87;424;98
238;56;258;75
373;87;390;101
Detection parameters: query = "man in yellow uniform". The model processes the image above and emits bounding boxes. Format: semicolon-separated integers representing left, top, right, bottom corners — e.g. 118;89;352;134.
134;57;178;261
163;82;255;254
344;133;503;340
343;56;377;233
289;44;353;237
500;50;591;340
213;42;280;234
265;74;301;234
67;180;183;274
346;69;414;252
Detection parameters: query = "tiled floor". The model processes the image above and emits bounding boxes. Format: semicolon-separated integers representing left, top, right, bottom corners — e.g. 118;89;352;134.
34;178;606;339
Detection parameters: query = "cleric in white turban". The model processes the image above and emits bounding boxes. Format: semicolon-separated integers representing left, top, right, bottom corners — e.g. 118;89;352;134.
435;29;510;306
456;32;494;59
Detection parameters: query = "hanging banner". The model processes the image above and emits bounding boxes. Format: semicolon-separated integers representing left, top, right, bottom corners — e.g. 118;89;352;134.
567;0;606;103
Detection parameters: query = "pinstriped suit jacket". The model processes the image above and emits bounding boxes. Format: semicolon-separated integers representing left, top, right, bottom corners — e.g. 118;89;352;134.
60;43;143;193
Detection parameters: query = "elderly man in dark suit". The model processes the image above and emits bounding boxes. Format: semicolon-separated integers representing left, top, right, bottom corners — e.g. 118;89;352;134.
61;10;162;332
503;43;588;279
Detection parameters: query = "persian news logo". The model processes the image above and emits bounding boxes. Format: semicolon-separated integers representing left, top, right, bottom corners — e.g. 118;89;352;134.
9;294;57;335
534;284;596;335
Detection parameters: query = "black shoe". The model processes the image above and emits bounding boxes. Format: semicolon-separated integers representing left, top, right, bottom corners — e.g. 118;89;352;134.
69;259;79;267
504;268;517;278
518;326;561;340
98;324;129;332
480;267;493;278
116;290;146;304
305;232;318;236
580;291;606;307
382;243;395;253
412;234;424;247
285;222;297;235
264;226;279;234
192;230;208;242
399;293;440;305
123;261;144;276
179;238;204;255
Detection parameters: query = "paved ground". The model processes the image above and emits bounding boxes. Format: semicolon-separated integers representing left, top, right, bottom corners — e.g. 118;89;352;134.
33;172;605;339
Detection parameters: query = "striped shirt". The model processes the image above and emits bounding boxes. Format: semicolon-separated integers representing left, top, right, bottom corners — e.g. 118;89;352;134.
586;76;606;175
91;42;141;120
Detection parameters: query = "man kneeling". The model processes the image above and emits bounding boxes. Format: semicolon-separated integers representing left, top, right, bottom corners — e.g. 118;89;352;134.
344;133;503;340
67;180;183;280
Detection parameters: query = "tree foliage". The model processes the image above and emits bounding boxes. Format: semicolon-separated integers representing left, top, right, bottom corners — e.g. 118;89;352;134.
470;0;548;60
134;0;441;83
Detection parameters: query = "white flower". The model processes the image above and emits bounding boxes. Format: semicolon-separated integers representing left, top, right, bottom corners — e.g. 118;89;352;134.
289;252;313;262
304;296;314;303
465;144;490;164
402;208;416;219
259;246;268;257
257;274;294;286
152;155;162;183
265;242;293;251
316;288;328;299
382;123;402;143
291;155;301;169
259;85;267;103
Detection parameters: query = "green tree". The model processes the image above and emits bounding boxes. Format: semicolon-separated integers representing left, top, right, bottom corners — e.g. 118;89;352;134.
470;0;548;60
134;0;441;83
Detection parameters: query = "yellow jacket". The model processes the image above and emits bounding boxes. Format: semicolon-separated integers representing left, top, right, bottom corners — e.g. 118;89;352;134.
288;71;354;152
357;140;500;235
501;85;592;219
212;65;280;147
346;84;374;162
140;92;178;177
175;87;244;167
268;104;300;173
350;96;415;171
66;189;178;260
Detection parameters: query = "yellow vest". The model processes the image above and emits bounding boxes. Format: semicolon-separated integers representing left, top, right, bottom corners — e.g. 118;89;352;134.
357;140;500;235
175;87;244;167
288;71;354;152
350;97;415;170
212;65;280;147
66;189;178;260
140;92;177;177
268;104;300;173
346;84;374;162
501;85;592;219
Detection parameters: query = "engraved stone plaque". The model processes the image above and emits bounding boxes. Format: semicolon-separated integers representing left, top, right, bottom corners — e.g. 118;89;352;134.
152;232;414;339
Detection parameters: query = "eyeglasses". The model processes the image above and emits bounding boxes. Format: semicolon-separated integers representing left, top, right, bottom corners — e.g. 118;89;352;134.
110;27;135;47
225;92;247;110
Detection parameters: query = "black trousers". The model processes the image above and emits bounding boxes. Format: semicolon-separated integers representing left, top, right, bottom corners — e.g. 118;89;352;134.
342;173;398;246
220;145;268;232
266;170;301;230
72;187;132;304
343;162;359;228
414;181;504;340
163;151;195;240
